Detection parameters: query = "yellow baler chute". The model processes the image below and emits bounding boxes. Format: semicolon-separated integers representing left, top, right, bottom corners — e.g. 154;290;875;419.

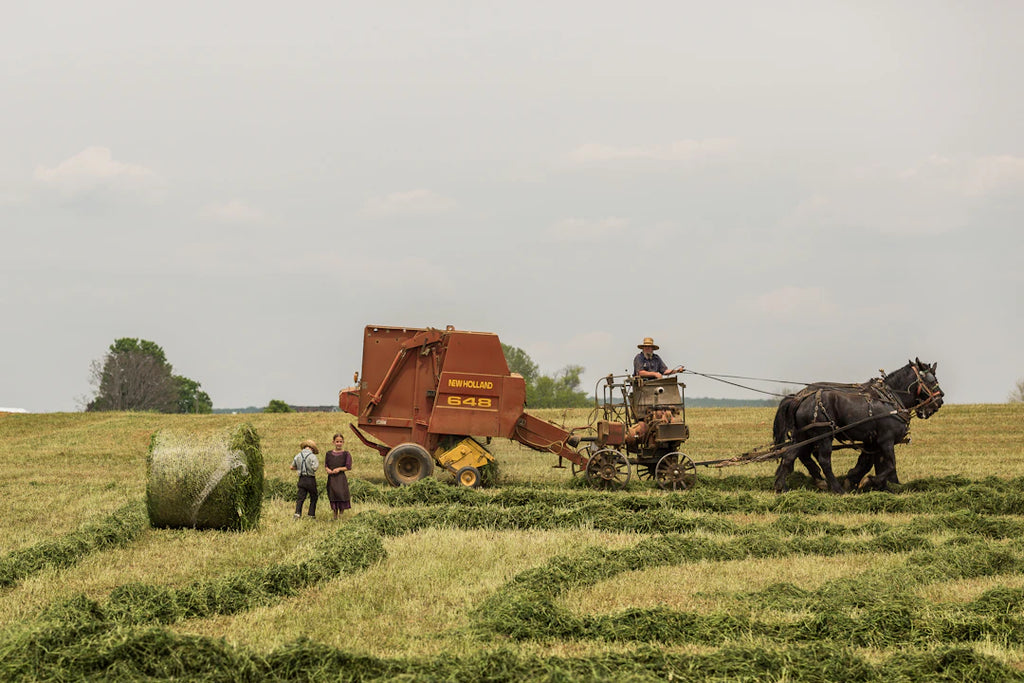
435;438;493;488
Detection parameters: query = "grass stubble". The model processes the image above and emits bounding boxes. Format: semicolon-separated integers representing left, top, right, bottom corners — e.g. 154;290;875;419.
0;404;1022;680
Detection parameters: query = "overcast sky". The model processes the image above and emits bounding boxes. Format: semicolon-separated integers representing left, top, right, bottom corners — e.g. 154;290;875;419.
2;1;1021;412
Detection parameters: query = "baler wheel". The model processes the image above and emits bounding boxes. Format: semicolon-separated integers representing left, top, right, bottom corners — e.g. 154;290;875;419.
456;466;482;489
655;452;697;491
384;443;435;487
585;448;631;489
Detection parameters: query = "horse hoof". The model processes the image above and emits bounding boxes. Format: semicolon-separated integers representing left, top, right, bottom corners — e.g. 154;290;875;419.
814;479;828;491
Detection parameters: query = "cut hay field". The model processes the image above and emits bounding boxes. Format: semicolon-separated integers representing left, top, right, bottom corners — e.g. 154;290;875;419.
1;403;1024;681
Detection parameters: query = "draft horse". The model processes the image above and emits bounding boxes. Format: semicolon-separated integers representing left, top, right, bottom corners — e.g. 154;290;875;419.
772;358;944;493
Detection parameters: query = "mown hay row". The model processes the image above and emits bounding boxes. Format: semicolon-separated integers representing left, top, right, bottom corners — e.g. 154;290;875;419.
269;475;1024;517
0;502;147;589
4;493;1024;680
38;523;385;628
0;626;1019;682
472;535;1024;648
9;493;1019;627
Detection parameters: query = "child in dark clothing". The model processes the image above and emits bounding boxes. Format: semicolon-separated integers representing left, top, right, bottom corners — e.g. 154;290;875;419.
324;433;352;520
290;439;319;518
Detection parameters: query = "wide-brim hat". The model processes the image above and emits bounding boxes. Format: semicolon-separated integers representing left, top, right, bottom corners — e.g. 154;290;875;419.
300;439;319;455
637;336;659;350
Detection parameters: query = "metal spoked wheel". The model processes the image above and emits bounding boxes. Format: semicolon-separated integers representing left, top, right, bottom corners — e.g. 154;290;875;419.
585;448;631;489
655;451;697;491
570;445;592;478
636;462;658;481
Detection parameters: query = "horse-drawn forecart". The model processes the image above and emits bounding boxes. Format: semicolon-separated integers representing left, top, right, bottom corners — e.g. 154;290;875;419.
570;357;944;493
569;373;696;491
339;326;944;493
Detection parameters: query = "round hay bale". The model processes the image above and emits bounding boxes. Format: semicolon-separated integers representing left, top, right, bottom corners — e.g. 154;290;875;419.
146;424;264;531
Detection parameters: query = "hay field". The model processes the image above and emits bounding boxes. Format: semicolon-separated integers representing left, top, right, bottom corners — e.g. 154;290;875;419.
1;403;1024;681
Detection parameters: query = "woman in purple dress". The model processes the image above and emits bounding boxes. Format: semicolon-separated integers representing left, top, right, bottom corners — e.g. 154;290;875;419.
324;433;352;519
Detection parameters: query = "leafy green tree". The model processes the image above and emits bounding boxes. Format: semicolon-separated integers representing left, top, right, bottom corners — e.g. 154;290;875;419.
501;344;539;385
502;345;590;408
87;338;211;413
174;375;213;413
529;365;591;408
264;399;294;413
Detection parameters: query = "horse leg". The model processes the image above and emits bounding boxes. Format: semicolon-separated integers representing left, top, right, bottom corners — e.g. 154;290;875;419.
846;448;876;491
813;439;844;494
773;448;801;493
797;452;827;490
865;442;899;491
883;450;901;485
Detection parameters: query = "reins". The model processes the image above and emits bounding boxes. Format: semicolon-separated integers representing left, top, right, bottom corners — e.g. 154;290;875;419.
681;370;812;398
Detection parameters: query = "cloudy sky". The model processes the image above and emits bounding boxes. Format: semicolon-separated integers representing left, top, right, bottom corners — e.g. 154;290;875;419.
2;1;1021;412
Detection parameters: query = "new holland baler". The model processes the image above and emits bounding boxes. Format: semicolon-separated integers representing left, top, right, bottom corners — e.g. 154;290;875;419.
338;325;585;488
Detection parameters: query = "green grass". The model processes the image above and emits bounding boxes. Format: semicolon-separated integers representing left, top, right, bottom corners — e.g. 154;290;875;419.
0;404;1023;681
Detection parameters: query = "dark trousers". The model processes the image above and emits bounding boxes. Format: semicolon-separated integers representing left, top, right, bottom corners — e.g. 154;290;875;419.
295;476;318;517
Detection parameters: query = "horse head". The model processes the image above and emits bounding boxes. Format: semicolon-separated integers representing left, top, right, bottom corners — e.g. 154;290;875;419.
909;357;944;418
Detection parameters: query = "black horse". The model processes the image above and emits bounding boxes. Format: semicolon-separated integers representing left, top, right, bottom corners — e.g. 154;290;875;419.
772;358;943;493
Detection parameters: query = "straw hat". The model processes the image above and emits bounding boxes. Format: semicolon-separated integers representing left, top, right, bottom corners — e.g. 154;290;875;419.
637;336;659;350
300;439;319;455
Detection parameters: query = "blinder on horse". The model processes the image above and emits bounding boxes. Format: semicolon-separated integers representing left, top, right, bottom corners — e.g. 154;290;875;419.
908;360;944;419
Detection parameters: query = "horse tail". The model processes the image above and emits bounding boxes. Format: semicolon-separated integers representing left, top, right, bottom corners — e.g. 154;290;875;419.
773;395;798;446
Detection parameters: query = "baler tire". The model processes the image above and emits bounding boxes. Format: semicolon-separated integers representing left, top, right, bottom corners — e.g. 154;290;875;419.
382;459;397;487
384;443;434;487
456;465;482;489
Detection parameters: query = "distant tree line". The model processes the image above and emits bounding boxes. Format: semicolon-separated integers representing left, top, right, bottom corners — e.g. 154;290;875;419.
86;338;212;413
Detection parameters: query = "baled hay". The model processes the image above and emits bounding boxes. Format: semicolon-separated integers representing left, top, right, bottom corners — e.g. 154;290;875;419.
146;424;264;531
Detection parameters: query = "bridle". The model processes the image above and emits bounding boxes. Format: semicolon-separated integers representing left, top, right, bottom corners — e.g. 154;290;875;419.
907;364;944;416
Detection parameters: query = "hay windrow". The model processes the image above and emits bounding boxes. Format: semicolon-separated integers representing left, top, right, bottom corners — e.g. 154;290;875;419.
6;485;1024;679
0;502;147;589
1;624;1021;682
304;475;1024;517
3;407;1023;679
146;424;264;531
471;535;1024;648
38;523;387;628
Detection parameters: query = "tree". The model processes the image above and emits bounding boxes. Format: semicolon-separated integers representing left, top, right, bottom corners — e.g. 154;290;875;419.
174;375;213;414
501;344;590;408
501;344;539;385
264;399;294;413
529;364;591;408
87;338;211;413
1010;378;1024;404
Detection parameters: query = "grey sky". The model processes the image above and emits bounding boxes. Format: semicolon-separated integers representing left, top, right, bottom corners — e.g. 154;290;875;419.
2;1;1021;412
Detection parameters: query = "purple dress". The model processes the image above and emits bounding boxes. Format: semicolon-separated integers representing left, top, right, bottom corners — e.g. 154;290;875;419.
325;450;352;511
